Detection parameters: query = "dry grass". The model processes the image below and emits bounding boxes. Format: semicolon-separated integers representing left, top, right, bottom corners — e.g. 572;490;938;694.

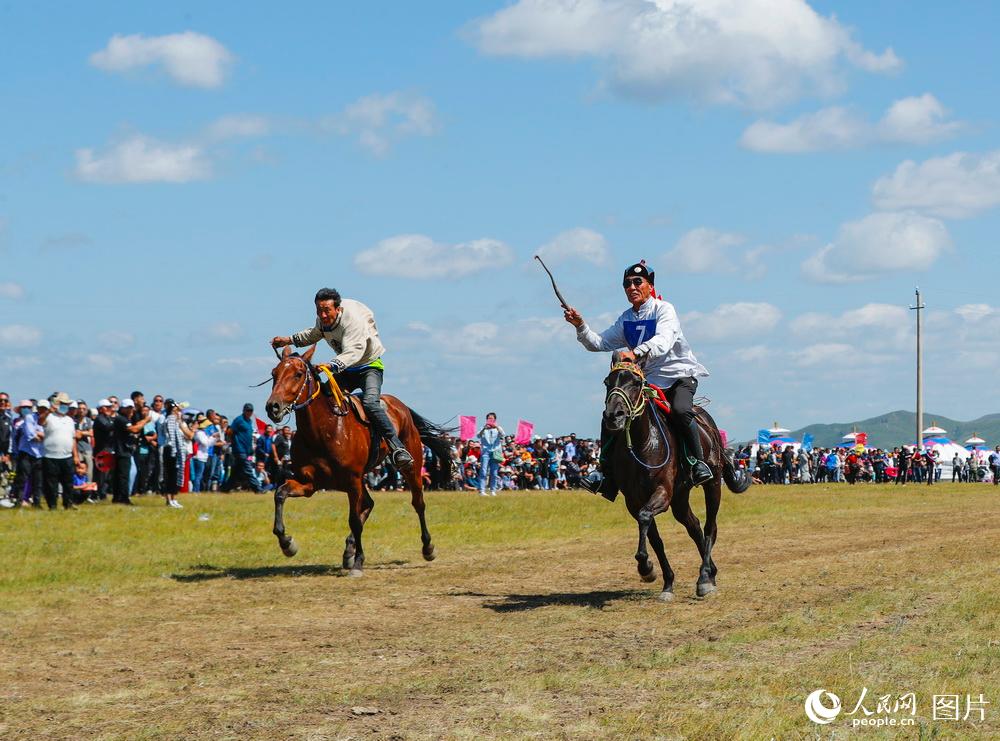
1;483;998;740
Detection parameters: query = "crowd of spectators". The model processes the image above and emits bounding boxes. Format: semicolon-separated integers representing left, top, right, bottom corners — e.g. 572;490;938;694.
6;388;998;508
0;390;297;510
738;444;1000;486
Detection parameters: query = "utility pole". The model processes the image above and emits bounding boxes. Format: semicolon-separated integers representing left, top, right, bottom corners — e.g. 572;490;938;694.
910;288;925;448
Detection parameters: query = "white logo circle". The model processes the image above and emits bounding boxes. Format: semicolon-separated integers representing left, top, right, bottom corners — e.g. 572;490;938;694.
804;689;842;724
633;267;642;273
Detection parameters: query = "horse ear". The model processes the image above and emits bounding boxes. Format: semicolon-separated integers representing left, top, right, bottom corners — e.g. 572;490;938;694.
281;344;292;359
302;344;317;363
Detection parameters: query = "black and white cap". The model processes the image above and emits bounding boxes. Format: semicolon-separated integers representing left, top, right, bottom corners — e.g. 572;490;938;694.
623;259;654;285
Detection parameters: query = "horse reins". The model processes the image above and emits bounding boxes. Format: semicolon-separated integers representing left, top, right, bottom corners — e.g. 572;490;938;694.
607;362;671;470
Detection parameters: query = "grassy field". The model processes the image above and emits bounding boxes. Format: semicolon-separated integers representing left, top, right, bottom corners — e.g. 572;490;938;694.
1;483;998;740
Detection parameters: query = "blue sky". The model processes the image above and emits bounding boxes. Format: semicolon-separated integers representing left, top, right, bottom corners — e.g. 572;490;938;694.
2;1;999;439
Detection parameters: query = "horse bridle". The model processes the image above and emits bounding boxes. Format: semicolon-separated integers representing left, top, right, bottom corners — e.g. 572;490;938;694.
605;361;670;470
606;362;648;423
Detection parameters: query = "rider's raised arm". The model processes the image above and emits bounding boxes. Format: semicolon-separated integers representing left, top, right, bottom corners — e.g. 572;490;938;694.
576;315;627;353
291;323;323;348
633;301;680;360
329;312;367;372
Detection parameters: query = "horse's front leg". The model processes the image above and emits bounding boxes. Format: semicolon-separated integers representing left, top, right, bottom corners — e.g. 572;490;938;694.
635;509;657;583
273;474;315;558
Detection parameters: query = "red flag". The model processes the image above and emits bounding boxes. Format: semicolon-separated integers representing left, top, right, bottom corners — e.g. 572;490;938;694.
855;432;868;447
255;417;268;435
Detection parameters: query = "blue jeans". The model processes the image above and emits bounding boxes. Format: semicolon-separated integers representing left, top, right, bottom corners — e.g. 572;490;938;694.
233;453;261;492
204;455;221;489
190;458;206;492
479;455;500;492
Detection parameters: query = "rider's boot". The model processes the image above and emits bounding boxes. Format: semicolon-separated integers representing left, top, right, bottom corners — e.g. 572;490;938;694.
682;418;714;486
367;402;414;473
581;423;619;501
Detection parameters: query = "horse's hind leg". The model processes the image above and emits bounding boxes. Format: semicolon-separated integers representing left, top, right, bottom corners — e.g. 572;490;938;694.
646;518;675;602
343;487;375;570
671;491;715;597
702;478;722;582
402;464;435;561
345;479;367;577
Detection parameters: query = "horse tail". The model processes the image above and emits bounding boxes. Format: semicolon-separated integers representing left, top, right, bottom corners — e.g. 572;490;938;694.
407;408;455;481
698;408;751;494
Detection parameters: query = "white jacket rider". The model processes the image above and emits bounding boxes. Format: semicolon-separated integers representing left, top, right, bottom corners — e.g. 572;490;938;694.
564;260;713;499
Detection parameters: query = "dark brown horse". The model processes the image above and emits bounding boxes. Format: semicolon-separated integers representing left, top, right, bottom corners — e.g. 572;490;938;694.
602;356;750;600
264;344;453;576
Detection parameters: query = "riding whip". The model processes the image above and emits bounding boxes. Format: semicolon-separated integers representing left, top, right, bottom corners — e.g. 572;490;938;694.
533;255;570;310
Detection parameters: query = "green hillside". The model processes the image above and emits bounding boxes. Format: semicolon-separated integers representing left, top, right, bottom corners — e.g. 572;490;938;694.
788;411;1000;449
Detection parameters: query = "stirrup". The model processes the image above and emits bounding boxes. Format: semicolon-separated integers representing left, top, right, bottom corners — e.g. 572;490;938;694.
389;446;414;471
690;460;713;486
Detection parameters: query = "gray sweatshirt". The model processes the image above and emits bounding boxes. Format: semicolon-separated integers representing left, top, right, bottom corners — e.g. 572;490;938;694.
291;299;386;372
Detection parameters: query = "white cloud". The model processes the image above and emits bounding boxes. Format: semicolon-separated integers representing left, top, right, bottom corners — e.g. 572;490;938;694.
0;282;25;300
683;303;781;343
872;150;1000;218
75;135;210;184
741;94;960;153
89;31;233;88
802;211;951;283
469;0;900;109
663;228;745;273
354;234;514;279
792;303;907;336
954;303;994;323
536;228;609;266
0;324;41;346
204;114;270;141
792;343;855;367
322;92;438;156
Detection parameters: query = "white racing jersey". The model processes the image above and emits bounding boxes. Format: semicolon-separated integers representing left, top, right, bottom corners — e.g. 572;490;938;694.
576;296;708;386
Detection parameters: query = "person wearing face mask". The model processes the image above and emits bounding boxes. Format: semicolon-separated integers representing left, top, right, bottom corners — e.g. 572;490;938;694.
11;399;44;508
40;392;79;510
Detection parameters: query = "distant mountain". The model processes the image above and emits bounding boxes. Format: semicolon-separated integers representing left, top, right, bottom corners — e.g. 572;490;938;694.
788;411;1000;449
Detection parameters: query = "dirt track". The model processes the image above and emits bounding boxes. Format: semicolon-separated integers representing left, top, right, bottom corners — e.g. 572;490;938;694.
1;485;998;739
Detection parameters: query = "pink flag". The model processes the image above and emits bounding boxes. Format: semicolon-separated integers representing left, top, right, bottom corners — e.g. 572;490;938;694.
515;419;534;445
459;415;477;441
718;429;728;448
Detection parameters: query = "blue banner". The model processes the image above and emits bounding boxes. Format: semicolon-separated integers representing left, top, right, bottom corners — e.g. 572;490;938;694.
757;429;771;444
802;433;814;452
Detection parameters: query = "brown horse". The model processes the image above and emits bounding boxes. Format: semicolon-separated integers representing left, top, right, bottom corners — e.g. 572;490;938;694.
602;356;750;600
264;344;453;576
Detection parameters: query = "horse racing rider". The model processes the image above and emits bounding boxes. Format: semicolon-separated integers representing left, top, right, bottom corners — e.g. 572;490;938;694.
271;287;414;473
563;260;712;500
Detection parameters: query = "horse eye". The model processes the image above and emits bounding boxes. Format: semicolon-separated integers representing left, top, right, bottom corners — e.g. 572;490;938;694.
295;372;303;379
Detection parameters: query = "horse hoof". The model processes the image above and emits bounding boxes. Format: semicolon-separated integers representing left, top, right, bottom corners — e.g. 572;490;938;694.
349;568;364;578
422;545;436;562
281;539;298;558
696;582;717;598
342;554;355;570
640;568;658;584
658;591;675;602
